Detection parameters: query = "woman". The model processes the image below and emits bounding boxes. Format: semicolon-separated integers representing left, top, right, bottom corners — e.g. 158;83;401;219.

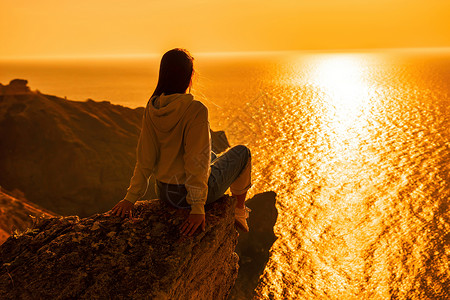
111;48;252;237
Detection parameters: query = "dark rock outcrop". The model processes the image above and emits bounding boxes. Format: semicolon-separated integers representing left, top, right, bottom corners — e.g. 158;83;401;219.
0;195;239;299
211;130;230;155
4;79;30;94
0;80;230;217
0;189;57;245
231;191;278;300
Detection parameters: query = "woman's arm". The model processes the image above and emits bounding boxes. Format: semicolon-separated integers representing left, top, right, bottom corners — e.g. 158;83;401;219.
180;104;211;235
183;104;211;215
111;107;158;217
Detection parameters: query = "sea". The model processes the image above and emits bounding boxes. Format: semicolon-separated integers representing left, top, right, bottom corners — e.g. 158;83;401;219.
1;49;449;299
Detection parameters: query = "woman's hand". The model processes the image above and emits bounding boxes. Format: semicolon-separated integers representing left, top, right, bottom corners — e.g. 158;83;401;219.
111;199;134;218
180;214;205;236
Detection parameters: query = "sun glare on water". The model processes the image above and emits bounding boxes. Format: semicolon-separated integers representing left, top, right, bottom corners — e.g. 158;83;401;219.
250;52;450;299
308;55;374;133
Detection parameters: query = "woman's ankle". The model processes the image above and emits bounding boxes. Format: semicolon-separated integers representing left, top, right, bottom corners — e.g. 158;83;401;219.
232;192;247;208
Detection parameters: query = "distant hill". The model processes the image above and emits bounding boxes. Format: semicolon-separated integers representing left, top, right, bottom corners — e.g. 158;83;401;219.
0;188;57;245
0;80;230;217
0;79;144;216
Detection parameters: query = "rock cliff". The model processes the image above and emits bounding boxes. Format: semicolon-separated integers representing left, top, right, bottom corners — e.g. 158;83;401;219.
231;191;278;300
0;189;57;245
0;195;239;299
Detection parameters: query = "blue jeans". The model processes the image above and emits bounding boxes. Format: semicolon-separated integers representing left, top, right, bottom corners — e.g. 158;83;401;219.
156;145;252;209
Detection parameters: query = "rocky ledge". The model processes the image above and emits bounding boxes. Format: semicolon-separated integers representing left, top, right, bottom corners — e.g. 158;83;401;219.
0;190;57;245
0;195;239;299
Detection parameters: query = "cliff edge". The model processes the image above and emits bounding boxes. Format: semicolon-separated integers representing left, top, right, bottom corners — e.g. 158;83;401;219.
0;189;57;245
0;195;239;299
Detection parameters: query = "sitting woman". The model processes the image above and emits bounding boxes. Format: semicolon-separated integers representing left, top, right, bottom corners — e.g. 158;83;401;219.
111;48;252;236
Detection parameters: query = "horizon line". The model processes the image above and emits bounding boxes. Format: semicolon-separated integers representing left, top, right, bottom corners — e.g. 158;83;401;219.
1;47;450;61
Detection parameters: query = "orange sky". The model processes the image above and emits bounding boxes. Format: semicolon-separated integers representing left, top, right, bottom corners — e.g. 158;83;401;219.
1;0;449;58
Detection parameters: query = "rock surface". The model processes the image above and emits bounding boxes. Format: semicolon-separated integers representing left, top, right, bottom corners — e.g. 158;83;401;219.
2;79;30;94
0;80;230;217
0;189;57;245
0;195;239;299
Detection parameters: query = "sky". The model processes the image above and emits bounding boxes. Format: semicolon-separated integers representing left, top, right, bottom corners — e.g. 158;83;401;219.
1;0;450;58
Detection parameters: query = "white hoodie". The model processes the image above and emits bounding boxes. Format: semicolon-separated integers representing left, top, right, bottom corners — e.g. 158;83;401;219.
124;93;211;215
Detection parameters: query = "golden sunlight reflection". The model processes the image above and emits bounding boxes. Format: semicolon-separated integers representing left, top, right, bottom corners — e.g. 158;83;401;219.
307;55;374;134
203;53;450;298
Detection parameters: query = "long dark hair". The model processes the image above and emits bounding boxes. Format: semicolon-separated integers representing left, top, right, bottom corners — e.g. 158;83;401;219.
151;48;194;97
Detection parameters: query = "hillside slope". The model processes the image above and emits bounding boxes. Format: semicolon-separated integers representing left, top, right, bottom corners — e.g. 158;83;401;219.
0;189;57;245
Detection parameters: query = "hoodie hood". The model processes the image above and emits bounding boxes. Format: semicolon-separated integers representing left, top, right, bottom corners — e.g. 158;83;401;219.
149;93;194;132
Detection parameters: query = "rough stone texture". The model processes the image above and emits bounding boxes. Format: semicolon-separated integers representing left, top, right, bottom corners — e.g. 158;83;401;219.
0;195;239;299
0;80;230;217
0;189;57;245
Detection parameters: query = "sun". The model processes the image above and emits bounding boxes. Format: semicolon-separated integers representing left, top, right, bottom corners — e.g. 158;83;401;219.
308;54;375;133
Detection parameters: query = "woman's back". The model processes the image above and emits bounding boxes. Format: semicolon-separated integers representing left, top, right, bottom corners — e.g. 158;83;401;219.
146;92;211;185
